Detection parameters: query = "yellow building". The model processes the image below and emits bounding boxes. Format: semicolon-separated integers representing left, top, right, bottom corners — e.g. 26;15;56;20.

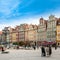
10;28;18;43
11;32;17;42
56;19;60;46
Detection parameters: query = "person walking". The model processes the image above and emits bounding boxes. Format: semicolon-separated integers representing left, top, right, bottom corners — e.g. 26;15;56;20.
49;45;52;56
33;45;36;50
41;46;46;57
55;43;57;50
1;46;5;53
46;45;49;56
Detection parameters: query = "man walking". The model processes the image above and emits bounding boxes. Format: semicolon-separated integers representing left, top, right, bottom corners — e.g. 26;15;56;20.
49;45;52;56
41;46;46;56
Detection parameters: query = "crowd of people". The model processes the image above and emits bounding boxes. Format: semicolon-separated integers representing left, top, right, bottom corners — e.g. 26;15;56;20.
0;43;57;55
41;45;52;57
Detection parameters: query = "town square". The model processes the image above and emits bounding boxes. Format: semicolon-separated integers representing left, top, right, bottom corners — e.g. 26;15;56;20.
0;0;60;60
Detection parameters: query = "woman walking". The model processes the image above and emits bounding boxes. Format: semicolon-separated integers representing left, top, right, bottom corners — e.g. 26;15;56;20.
46;45;49;56
46;45;52;56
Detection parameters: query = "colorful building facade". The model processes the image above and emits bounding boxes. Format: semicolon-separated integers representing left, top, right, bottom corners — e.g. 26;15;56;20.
2;27;10;44
47;15;57;42
56;18;60;46
38;18;47;43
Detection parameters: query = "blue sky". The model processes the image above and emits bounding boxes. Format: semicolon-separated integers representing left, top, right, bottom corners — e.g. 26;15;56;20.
0;0;60;30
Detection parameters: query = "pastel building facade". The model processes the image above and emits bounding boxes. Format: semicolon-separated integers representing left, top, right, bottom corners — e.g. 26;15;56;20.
9;26;20;43
2;27;10;44
38;18;47;43
27;24;38;42
56;18;60;46
47;15;57;42
0;31;2;44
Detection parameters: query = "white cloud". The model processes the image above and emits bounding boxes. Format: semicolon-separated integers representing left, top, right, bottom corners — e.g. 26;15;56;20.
19;0;34;9
13;18;39;25
0;10;60;31
0;16;39;31
0;0;21;15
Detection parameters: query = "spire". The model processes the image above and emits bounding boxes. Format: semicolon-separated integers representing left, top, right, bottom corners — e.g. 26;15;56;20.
39;17;44;25
49;15;55;20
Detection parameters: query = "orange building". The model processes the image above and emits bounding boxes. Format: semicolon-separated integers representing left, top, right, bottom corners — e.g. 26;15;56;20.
24;24;29;41
0;31;2;43
27;24;38;42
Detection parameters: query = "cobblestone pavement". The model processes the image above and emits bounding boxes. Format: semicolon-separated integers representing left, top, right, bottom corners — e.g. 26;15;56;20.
0;48;60;60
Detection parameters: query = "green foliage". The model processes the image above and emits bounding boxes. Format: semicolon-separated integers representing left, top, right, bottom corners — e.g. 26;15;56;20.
13;41;31;46
19;41;25;46
13;42;19;45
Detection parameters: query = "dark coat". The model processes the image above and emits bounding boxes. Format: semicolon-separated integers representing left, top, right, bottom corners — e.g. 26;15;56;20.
41;46;46;56
49;46;52;55
1;47;4;52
